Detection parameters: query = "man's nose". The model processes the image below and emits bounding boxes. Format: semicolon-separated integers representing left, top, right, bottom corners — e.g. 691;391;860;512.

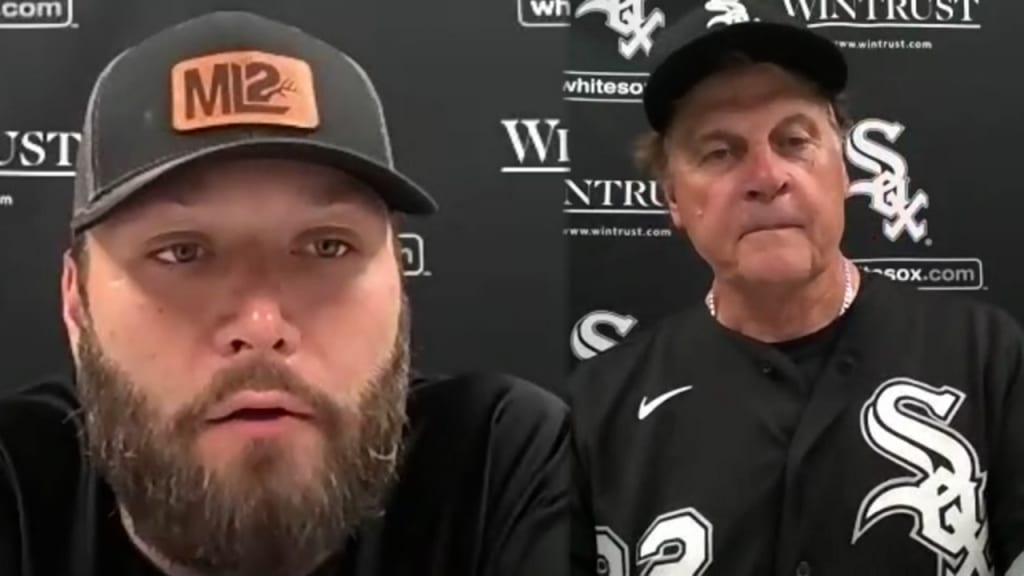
741;144;789;202
213;292;300;358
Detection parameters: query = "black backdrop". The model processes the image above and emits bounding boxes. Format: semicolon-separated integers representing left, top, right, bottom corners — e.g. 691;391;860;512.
1;0;1022;400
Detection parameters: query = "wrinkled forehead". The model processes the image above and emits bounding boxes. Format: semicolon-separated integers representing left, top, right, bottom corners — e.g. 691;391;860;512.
668;62;834;137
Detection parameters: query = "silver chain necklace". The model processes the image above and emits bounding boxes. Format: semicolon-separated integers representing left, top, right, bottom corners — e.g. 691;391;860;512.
705;259;856;319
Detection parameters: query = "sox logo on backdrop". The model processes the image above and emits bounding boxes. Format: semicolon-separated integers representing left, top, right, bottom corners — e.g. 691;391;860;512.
574;0;665;60
704;0;758;27
845;118;930;243
854;377;993;576
570;310;638;361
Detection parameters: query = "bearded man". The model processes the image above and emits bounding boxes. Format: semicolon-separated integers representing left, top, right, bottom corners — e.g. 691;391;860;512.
0;11;567;576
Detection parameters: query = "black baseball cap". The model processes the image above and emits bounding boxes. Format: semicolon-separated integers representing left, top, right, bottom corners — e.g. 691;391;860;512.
643;1;847;134
72;11;438;236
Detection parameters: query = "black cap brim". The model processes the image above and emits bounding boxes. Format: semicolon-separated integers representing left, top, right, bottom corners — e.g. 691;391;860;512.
643;21;847;133
70;138;438;234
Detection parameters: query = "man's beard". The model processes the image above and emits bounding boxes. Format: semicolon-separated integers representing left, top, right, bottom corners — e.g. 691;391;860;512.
75;301;411;576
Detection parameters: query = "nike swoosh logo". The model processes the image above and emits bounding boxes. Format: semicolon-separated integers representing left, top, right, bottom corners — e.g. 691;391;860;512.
638;386;694;420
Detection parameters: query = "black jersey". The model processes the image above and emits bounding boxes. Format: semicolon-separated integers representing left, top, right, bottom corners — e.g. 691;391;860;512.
569;272;1024;576
0;372;568;576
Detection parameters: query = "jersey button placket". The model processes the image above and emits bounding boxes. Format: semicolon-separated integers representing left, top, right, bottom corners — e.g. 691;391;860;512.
837;355;857;375
795;560;812;576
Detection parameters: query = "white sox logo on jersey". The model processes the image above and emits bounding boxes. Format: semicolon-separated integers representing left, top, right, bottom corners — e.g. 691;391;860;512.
570;310;638;361
854;377;993;576
575;0;665;60
704;0;759;28
845;118;930;244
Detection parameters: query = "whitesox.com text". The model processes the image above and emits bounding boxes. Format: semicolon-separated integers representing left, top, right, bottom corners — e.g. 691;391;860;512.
0;0;63;21
563;76;645;98
855;259;983;290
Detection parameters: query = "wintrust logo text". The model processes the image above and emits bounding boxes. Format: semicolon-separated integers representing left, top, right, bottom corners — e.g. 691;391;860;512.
0;130;80;177
499;118;570;174
784;0;981;29
563;178;673;239
564;178;666;215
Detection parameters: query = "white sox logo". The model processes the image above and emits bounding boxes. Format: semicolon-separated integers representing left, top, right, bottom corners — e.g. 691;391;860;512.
845;118;930;244
854;377;992;576
575;0;666;60
704;0;758;27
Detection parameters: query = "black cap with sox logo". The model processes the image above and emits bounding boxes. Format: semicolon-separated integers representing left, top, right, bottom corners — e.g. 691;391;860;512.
642;0;848;134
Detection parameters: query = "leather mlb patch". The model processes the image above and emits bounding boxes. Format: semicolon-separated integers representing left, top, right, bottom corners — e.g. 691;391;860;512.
170;50;320;132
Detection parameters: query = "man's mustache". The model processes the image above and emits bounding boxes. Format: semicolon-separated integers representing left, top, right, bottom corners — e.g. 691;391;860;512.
171;359;339;435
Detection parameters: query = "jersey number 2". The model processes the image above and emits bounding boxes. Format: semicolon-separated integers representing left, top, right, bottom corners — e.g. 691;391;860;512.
596;508;713;576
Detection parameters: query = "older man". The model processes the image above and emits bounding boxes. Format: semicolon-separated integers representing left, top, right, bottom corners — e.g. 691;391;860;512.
0;11;567;576
569;2;1024;576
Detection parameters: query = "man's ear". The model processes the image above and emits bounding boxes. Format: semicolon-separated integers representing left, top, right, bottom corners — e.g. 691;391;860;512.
61;249;86;358
839;151;851;196
655;127;689;232
661;174;687;231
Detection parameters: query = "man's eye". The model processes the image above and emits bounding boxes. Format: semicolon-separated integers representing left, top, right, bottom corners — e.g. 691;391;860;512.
701;148;730;164
153;243;205;264
782;135;812;150
304;238;350;259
